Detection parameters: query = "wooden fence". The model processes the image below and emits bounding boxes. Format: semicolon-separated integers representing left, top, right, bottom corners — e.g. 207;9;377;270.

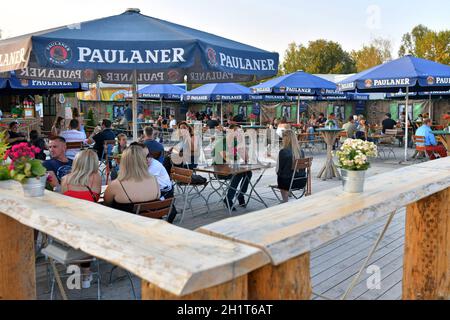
0;158;449;300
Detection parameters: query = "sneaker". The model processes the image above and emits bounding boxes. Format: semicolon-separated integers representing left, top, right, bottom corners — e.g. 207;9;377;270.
238;198;247;208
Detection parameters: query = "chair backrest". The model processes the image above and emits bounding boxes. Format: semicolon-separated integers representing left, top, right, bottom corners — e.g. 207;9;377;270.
171;166;192;184
66;141;83;150
133;198;174;220
385;129;398;136
413;135;425;144
292;157;313;196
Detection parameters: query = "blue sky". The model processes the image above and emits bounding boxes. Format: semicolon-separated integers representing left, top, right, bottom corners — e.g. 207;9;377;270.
1;0;449;59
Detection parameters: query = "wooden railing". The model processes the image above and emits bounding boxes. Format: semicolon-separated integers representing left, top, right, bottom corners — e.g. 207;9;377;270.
0;158;449;300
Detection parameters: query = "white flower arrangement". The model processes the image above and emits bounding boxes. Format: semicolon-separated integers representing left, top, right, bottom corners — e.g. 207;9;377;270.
336;139;377;171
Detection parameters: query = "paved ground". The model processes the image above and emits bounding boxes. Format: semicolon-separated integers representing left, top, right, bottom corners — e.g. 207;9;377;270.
36;145;421;300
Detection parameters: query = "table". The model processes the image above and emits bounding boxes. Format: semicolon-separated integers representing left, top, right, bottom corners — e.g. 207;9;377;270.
432;130;450;155
241;125;266;130
316;128;343;180
195;163;273;215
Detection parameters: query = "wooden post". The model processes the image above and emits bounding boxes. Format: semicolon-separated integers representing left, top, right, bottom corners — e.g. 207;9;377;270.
403;187;450;300
248;253;311;300
0;213;36;300
141;275;247;300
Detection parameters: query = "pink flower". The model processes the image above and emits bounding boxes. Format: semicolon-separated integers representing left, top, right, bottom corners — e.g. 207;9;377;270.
8;164;14;171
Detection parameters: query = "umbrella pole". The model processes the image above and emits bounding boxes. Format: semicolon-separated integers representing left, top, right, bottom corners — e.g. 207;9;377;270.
220;101;223;126
297;94;300;124
404;87;409;162
428;93;432;120
132;70;138;141
160;97;163;117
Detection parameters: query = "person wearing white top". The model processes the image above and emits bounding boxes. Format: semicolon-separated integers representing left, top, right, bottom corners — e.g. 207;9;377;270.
169;115;177;129
147;156;172;193
60;119;87;160
144;147;178;223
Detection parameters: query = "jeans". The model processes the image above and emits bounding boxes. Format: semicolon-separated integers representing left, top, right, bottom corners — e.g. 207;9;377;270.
161;188;178;223
220;171;253;205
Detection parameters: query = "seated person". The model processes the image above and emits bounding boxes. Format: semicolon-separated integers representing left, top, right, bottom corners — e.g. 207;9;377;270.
382;113;397;134
103;144;160;213
316;113;327;126
212;124;252;210
277;130;307;203
170;122;200;170
142;126;165;164
276;117;291;138
130;142;179;223
61;149;101;202
29;130;47;161
342;116;357;140
110;133;128;181
326;113;339;129
415;118;447;160
206;114;220;129
61;119;87;160
6;121;27;146
356;118;369;141
43;136;73;189
87;119;116;160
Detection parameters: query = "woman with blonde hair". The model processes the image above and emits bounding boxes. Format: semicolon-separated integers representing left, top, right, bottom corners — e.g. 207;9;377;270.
103;144;160;213
276;130;306;203
61;149;101;202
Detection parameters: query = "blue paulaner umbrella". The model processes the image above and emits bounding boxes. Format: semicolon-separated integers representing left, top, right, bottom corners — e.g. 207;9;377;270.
138;84;186;115
338;55;450;161
0;8;279;139
184;83;251;124
251;70;342;123
0;71;87;95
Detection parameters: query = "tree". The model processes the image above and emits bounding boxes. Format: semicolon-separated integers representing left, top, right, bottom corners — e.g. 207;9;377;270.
280;40;356;75
399;25;450;64
351;38;392;72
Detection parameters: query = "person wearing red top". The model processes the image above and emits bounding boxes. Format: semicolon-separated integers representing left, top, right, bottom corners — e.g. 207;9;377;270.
61;149;101;202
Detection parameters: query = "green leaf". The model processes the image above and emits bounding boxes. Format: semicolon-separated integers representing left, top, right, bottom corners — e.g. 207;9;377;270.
30;160;47;177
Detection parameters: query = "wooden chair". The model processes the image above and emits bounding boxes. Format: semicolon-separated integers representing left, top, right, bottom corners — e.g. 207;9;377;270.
270;157;313;203
66;141;84;150
171;167;209;223
133;198;175;220
376;130;397;159
412;135;431;161
102;140;116;185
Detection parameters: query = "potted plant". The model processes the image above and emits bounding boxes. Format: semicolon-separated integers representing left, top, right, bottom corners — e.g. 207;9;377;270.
249;113;258;126
4;142;47;197
336;139;377;193
0;131;11;181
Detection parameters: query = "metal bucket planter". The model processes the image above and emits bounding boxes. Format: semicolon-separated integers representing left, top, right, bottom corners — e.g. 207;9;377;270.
22;176;46;197
341;169;366;193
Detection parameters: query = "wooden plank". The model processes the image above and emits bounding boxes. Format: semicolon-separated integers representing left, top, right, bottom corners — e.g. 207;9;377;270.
311;220;404;275
312;228;405;291
142;275;247;300
322;244;404;300
198;158;450;266
0;180;270;297
248;253;311;300
403;187;450;300
0;213;36;300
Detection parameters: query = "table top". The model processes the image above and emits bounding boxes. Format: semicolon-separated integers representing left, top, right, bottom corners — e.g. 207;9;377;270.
195;163;273;175
432;130;450;135
316;128;344;132
241;125;266;130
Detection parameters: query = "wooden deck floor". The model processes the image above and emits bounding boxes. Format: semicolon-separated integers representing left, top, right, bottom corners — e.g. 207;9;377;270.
36;146;418;300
